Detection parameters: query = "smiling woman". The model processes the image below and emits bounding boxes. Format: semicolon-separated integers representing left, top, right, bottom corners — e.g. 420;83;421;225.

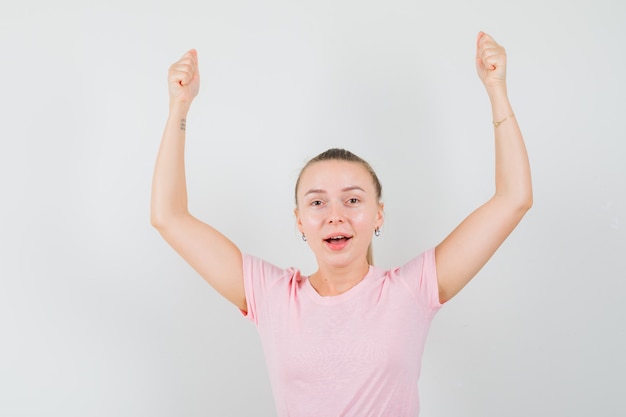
150;31;532;417
294;149;384;285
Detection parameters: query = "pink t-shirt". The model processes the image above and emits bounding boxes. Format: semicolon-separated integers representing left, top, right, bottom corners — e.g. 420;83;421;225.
242;248;442;417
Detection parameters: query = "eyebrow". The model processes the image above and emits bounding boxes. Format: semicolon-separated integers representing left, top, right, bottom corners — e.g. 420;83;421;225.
303;186;366;197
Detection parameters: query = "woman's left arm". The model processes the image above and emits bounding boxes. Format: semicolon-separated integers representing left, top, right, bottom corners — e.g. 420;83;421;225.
435;32;533;304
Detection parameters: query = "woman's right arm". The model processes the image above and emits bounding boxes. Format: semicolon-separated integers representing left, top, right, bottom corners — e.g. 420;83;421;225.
150;50;246;311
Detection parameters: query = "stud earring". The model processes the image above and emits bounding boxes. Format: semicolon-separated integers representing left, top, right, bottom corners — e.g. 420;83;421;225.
374;227;381;237
302;233;307;242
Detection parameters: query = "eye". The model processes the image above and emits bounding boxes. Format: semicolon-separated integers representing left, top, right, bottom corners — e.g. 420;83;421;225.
347;198;360;204
310;200;323;206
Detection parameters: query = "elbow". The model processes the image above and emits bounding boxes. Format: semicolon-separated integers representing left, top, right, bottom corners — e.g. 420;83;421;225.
524;194;533;212
150;207;172;231
497;173;533;213
150;208;189;231
517;191;533;213
513;194;533;216
494;189;533;215
150;215;162;230
150;202;163;229
150;199;175;230
521;186;534;212
150;212;166;230
520;175;534;212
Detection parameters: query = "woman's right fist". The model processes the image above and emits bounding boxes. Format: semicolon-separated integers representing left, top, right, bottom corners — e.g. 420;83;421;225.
168;49;200;108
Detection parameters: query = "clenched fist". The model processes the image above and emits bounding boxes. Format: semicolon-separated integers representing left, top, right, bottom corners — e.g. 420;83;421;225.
168;49;200;109
476;32;507;92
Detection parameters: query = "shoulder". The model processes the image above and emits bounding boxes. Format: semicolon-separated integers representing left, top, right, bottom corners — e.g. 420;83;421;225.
241;254;307;322
389;248;436;278
386;248;441;309
242;253;304;285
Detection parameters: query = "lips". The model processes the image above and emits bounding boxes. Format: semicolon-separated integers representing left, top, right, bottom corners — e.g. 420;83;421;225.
324;233;352;242
323;234;353;250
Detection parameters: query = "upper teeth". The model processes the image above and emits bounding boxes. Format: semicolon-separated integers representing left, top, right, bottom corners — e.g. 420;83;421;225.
330;236;345;240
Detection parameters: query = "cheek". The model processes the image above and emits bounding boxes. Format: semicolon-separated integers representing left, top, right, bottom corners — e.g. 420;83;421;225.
354;205;380;221
298;209;324;228
351;211;370;224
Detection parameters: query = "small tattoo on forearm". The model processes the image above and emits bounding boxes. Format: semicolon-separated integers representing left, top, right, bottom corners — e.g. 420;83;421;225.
180;119;186;131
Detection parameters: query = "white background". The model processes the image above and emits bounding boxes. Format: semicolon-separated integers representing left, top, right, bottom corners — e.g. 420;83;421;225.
1;0;624;416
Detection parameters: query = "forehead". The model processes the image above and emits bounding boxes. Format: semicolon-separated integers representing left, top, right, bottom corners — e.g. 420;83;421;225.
298;160;374;192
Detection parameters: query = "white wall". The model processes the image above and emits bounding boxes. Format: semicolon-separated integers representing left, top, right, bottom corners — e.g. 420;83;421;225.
1;1;624;416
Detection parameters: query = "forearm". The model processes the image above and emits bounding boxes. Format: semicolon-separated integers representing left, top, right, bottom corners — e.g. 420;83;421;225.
488;86;533;210
150;103;191;227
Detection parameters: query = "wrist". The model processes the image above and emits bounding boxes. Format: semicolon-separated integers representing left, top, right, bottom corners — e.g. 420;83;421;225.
484;83;515;122
168;100;191;116
485;82;508;102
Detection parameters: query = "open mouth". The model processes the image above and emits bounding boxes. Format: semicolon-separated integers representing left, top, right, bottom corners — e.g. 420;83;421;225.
324;235;351;242
324;235;352;248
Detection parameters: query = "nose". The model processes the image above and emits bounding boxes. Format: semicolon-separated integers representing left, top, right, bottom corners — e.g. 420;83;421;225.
327;203;345;224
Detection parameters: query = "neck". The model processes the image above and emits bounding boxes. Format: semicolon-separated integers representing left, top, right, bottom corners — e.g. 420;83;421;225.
309;261;370;296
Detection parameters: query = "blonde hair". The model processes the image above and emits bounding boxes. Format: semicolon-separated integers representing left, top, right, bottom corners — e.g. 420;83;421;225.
295;148;382;265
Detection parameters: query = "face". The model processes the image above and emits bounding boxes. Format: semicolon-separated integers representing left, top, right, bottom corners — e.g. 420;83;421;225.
295;160;384;269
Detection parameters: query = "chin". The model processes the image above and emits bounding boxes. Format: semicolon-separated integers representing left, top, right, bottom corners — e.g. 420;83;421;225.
317;252;360;269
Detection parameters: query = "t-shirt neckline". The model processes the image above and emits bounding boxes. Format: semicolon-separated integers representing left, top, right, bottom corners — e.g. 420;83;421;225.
302;265;379;305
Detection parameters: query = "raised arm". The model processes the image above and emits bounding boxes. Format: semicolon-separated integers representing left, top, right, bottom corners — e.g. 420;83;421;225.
435;32;533;304
150;50;246;311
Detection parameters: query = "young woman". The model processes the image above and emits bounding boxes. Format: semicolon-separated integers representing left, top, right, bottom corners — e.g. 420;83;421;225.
151;32;532;416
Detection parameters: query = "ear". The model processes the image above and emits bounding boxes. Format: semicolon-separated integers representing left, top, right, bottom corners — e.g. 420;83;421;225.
294;208;303;233
376;202;385;229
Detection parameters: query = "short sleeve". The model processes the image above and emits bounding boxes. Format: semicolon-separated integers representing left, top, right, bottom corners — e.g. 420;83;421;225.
393;247;442;313
241;254;289;325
